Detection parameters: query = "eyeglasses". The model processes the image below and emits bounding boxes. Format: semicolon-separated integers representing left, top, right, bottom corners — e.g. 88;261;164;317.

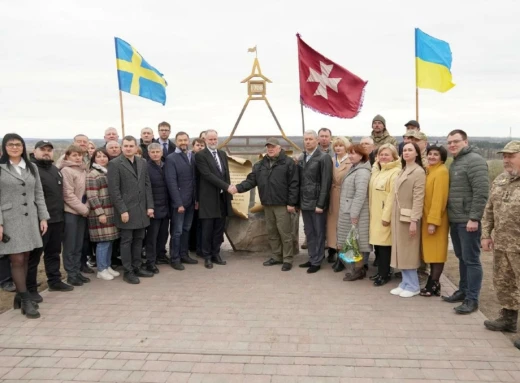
446;139;463;145
6;143;23;148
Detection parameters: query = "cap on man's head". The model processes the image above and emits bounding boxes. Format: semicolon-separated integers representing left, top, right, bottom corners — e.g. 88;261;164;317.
403;130;419;138
498;140;520;154
265;137;280;146
404;120;420;129
372;114;386;127
415;131;427;141
34;140;54;149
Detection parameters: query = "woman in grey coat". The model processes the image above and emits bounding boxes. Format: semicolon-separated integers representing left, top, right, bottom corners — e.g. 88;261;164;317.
0;133;49;319
336;144;372;282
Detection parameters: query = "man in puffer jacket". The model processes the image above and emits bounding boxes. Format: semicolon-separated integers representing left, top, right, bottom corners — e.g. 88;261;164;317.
442;129;489;315
235;138;299;271
297;130;332;274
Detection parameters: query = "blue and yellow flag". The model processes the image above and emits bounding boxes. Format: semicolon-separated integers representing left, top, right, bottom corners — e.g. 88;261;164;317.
415;28;455;93
115;37;167;105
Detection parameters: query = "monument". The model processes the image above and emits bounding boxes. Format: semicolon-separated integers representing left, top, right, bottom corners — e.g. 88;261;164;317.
222;47;300;254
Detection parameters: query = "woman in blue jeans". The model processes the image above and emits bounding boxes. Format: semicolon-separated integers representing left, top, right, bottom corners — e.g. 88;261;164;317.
86;149;120;281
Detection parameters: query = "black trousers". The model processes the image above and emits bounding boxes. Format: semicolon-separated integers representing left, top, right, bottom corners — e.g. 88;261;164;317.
0;256;12;285
375;245;392;277
145;218;169;265
120;228;146;273
189;210;202;253
200;195;226;260
28;221;64;291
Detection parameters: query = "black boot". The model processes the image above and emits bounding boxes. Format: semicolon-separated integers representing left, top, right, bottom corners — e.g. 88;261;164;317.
212;254;226;265
484;309;518;332
327;248;336;264
332;259;345;273
13;293;39;310
19;292;40;319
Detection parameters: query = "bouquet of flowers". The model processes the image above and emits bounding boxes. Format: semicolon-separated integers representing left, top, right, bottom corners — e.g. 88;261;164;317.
338;225;363;266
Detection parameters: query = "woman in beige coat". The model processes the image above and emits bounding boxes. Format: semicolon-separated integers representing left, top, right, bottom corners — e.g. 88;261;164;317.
326;137;351;270
390;142;426;298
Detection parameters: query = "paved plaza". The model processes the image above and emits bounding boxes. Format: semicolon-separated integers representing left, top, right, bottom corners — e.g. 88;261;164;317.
1;245;520;382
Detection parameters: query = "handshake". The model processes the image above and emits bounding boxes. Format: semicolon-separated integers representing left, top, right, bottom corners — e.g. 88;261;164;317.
227;185;239;195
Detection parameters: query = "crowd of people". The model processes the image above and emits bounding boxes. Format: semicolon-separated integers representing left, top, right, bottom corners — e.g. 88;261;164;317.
1;117;520;350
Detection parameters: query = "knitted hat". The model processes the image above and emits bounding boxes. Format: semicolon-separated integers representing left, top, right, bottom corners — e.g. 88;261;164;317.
372;114;386;127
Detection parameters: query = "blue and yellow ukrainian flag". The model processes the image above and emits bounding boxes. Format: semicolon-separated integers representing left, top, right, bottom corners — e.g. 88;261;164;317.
115;37;167;105
415;28;455;93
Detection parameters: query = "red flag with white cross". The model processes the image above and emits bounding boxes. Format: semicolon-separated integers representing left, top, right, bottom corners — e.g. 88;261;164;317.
297;34;367;118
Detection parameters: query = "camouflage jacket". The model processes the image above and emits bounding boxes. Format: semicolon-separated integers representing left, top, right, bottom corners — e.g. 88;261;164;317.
482;172;520;252
370;130;398;149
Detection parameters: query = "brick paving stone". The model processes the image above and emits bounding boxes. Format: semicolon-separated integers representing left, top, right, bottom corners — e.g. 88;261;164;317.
1;238;520;380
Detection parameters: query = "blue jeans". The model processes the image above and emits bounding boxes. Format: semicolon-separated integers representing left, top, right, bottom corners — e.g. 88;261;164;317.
170;204;195;263
399;269;419;292
450;222;483;303
96;241;113;272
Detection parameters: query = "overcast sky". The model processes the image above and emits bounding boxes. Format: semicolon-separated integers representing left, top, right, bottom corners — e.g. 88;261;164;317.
1;0;519;140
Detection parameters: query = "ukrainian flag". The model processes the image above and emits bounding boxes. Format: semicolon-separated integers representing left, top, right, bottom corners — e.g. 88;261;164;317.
115;37;167;105
415;28;455;93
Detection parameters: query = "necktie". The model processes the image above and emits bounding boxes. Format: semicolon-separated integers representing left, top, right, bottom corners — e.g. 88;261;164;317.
212;151;222;173
162;143;168;158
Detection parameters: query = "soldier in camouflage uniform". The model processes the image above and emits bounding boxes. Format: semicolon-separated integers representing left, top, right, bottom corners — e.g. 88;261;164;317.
403;130;429;169
482;141;520;349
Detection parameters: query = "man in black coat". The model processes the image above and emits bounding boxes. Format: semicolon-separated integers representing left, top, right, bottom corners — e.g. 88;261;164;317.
28;141;74;301
234;138;299;271
108;136;155;284
165;132;198;270
144;143;170;274
194;129;233;269
298;130;333;274
139;127;155;160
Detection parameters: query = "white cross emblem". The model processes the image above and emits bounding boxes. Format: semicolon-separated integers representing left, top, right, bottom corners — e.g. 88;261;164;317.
307;61;342;99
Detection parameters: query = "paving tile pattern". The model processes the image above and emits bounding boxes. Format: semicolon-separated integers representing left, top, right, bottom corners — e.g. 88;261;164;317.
0;221;519;381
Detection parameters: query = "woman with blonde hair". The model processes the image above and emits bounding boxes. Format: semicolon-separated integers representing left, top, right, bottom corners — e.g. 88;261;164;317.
87;141;96;159
368;143;401;286
327;137;352;270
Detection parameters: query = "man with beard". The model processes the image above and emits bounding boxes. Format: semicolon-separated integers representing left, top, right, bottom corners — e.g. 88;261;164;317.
157;121;176;161
165;132;198;270
28;140;74;302
195;129;233;269
370;115;398;150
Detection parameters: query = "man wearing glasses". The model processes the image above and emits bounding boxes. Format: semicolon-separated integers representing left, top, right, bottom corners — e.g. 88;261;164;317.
157;121;176;161
442;129;489;315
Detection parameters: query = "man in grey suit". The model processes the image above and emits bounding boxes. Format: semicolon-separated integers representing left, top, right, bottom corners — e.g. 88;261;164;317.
108;136;155;284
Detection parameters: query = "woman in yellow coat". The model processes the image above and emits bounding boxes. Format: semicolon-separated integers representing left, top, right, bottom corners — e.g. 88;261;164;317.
368;144;401;286
420;145;450;297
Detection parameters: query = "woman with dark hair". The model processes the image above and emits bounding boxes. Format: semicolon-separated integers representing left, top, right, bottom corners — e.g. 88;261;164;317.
87;148;120;281
390;142;426;298
336;144;372;281
0;133;49;318
59;145;90;286
420;145;449;296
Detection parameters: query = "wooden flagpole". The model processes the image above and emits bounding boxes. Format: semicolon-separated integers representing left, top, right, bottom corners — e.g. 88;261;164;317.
300;98;306;135
118;90;126;137
414;29;419;122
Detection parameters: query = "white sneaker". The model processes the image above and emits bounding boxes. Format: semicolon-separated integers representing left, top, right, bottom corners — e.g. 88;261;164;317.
97;270;114;281
107;267;120;277
399;290;420;298
390;287;404;295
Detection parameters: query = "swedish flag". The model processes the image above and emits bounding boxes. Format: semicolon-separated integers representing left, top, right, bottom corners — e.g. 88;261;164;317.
115;37;167;105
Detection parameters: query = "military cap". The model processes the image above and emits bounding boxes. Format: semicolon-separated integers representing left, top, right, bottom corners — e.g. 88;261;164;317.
498;140;520;154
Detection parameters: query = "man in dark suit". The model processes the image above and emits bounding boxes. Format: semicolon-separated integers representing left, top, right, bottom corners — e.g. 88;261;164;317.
194;129;233;269
156;121;176;161
165;132;198;270
108;136;155;284
298;130;332;274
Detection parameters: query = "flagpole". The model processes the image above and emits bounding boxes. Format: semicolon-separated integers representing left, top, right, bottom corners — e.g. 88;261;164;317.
414;28;419;122
300;98;306;135
119;90;126;136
